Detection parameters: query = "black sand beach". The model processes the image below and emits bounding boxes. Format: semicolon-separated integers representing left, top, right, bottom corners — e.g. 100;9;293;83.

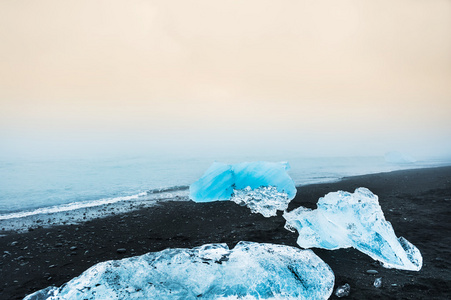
1;166;450;299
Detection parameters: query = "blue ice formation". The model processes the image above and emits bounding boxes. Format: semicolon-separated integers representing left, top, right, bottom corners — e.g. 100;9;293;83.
24;241;334;300
284;188;422;271
189;162;296;217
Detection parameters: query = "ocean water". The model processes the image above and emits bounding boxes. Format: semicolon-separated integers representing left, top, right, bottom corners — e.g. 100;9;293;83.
0;154;449;221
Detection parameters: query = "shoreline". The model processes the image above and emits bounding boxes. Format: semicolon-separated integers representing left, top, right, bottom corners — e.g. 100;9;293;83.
1;163;447;233
0;191;189;234
1;166;450;299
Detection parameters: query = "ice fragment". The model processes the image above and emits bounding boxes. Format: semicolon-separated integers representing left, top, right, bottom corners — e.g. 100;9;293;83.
24;241;334;300
374;277;382;288
334;283;350;298
190;162;296;217
231;186;291;217
283;188;422;271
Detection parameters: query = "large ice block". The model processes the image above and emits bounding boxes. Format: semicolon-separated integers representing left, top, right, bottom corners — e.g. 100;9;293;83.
283;188;422;271
24;242;334;300
189;162;296;217
189;162;235;202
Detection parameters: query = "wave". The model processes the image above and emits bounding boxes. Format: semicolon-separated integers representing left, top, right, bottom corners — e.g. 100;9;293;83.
0;184;193;221
0;192;149;220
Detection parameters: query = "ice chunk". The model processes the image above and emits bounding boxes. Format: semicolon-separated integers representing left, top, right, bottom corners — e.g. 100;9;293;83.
374;277;382;288
334;283;350;298
231;186;292;217
283;188;422;271
189;162;296;216
189;162;235;202
24;242;334;300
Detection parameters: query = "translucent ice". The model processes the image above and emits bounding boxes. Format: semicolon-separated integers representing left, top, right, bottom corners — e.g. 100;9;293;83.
189;162;296;217
334;283;350;298
24;241;334;300
374;277;382;288
284;188;422;271
189;162;235;202
231;186;292;217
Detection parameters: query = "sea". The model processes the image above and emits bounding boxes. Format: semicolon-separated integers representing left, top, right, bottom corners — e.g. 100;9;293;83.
1;154;450;224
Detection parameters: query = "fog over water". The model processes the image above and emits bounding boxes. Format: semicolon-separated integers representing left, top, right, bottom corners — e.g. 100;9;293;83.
1;1;450;162
1;1;450;216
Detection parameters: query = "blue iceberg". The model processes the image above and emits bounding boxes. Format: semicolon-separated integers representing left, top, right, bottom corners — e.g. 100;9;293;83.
24;242;335;300
189;162;296;217
284;188;422;271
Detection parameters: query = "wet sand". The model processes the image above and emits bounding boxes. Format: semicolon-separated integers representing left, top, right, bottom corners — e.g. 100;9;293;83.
1;166;450;299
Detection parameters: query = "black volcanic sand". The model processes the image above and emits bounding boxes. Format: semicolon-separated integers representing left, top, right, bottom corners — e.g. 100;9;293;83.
1;166;451;299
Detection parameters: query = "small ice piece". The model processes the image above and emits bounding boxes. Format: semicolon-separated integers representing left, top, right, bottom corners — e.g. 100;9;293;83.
374;277;382;288
231;186;291;217
190;161;296;217
334;283;350;298
283;188;422;271
24;241;334;300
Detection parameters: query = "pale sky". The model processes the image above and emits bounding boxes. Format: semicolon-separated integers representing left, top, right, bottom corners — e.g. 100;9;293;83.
1;0;450;158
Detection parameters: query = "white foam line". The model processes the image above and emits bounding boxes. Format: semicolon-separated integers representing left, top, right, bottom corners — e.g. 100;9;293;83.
0;192;147;220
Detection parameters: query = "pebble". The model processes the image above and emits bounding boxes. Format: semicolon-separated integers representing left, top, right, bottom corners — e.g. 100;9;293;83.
117;248;127;254
70;246;78;251
366;269;379;274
